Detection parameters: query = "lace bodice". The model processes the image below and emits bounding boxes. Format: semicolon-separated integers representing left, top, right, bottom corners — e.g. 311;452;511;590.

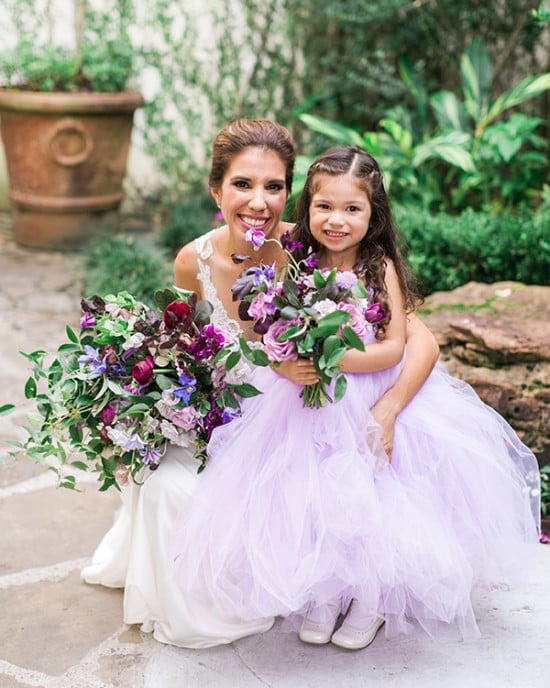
194;229;243;339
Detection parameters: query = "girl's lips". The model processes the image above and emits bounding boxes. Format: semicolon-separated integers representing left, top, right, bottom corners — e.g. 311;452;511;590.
323;230;348;238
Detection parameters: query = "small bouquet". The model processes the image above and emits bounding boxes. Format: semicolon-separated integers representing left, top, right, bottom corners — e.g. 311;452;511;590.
232;229;387;408
7;289;259;490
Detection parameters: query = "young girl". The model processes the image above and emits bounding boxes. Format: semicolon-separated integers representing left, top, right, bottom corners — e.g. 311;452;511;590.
171;146;540;650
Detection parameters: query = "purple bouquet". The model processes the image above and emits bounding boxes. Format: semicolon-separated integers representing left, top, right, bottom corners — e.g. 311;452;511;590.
10;289;259;490
233;230;387;408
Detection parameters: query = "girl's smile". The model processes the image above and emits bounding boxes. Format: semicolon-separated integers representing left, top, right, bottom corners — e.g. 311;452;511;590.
309;173;371;267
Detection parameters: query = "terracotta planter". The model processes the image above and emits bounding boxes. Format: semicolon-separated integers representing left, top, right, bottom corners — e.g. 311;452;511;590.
0;90;143;249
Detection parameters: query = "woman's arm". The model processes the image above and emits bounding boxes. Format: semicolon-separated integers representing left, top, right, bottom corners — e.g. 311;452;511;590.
371;313;439;458
174;242;203;294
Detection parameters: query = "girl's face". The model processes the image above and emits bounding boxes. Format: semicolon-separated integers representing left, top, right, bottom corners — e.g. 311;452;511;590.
308;173;371;268
211;146;288;242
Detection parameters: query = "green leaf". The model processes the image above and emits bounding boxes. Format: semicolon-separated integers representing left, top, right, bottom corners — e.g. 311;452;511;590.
298;113;365;147
313;269;327;290
231;383;263;398
334;375;348;402
65;324;79;343
325;348;346;368
461;37;491;124
430;91;469;132
222;390;241;409
70;461;89;471
276;323;307;341
380;119;413;155
69;424;83;443
341;325;365;351
280;305;300;320
0;404;15;415
154;287;182;310
24;377;37;399
248;348;269;366
224;350;241;371
484;73;550;129
317;310;350;328
194;299;214;325
282;279;301;307
412;133;475;173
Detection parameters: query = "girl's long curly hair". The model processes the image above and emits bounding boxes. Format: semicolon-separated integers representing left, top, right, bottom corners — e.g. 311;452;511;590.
292;146;421;337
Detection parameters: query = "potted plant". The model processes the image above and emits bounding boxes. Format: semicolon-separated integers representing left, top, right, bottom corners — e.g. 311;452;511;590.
0;0;143;249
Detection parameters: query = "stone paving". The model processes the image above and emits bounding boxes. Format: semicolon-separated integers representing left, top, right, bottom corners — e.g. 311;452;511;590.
0;214;549;688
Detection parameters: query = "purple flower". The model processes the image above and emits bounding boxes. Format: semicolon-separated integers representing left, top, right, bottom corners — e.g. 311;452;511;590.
140;444;164;466
335;271;358;290
121;432;147;451
173;373;197;404
263;319;299;362
338;303;371;343
245;228;265;248
78;344;101;365
280;231;302;253
248;291;276;321
304;252;320;270
364;302;387;324
187;323;229;359
80;312;96;328
251;264;275;287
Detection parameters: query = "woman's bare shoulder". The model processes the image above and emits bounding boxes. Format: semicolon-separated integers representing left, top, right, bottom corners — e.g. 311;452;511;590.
174;241;201;292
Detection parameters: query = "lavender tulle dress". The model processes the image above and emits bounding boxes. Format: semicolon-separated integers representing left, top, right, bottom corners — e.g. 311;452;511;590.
172;328;541;642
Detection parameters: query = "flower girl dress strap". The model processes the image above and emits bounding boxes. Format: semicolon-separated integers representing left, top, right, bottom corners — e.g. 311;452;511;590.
194;228;243;339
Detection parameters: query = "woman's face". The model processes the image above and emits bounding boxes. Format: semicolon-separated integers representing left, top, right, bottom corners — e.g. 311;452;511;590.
211;146;288;242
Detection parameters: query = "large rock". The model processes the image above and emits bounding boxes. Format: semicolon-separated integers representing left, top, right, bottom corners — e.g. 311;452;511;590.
420;282;550;463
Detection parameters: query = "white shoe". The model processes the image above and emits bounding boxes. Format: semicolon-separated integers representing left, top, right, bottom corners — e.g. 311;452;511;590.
299;601;341;645
331;602;385;650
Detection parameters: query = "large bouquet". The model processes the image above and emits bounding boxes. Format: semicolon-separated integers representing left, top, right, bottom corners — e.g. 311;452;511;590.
8;289;258;490
232;229;387;408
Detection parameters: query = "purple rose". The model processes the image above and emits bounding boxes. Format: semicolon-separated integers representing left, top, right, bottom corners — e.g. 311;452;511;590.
364;302;387;324
337;303;371;343
131;355;155;385
263;319;299;362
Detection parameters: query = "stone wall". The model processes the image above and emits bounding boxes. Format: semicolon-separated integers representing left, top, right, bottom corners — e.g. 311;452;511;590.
420;281;550;466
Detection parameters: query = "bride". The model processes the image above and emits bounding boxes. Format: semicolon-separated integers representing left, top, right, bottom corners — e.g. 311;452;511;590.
81;118;440;648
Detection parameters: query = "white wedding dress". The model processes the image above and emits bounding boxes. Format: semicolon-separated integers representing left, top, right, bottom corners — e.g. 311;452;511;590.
81;229;274;648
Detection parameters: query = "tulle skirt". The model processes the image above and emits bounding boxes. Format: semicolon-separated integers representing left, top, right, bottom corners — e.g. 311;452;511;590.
171;360;540;642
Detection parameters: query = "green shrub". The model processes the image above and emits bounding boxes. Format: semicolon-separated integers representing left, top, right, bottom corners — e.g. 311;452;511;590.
396;205;550;295
158;195;219;258
82;234;171;306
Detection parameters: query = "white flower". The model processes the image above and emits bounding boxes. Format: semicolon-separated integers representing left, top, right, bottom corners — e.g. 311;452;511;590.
160;420;195;448
122;332;145;351
312;299;339;318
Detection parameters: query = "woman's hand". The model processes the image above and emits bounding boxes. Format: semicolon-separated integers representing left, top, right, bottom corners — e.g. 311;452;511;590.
272;358;320;386
370;395;399;462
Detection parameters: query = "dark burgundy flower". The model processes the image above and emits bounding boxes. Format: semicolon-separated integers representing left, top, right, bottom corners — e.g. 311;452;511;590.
131;355;155;385
100;403;116;426
163;301;193;329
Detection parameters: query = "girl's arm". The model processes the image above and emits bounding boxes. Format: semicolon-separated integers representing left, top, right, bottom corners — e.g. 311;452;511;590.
370;314;439;458
339;260;406;374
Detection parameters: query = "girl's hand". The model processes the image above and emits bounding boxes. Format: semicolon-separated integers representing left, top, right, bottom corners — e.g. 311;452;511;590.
272;358;320;386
